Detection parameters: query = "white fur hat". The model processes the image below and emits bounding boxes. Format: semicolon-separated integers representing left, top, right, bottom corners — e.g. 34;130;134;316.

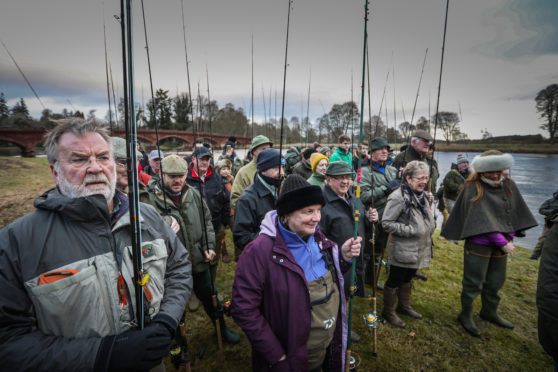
471;150;514;173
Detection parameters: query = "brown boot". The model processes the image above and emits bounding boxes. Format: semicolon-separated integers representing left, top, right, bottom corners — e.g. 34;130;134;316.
382;286;405;328
396;281;422;319
221;237;231;263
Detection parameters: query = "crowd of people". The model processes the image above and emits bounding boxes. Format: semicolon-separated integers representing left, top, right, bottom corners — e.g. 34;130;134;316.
0;117;555;371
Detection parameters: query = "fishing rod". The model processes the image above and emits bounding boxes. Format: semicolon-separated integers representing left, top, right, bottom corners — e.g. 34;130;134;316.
364;32;380;359
251;34;254;139
262;85;267;138
120;0;145;330
402;48;428;167
180;0;196;147
279;0;293;167
206;66;213;146
374;67;390;138
346;0;369;370
430;0;450;192
306;68;311;148
140;0;168;212
109;61;119;127
392;61;396;144
102;8;113;132
0;39;46;110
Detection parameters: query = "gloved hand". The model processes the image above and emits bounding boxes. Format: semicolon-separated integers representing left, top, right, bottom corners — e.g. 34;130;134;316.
384;178;401;195
99;322;172;372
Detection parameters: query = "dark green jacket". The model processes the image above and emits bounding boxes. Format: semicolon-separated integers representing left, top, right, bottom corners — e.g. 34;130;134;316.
142;183;215;273
441;178;537;241
537;222;558;359
360;163;398;219
392;146;439;193
307;172;326;189
539;195;558;226
292;160;313;180
442;163;469;200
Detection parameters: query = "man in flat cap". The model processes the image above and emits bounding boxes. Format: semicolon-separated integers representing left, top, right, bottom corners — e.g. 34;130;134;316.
141;154;240;345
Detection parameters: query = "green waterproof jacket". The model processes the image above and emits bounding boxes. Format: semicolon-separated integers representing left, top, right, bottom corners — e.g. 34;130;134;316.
329;147;353;169
392;146;439;193
230;158;257;210
360;163;398;219
142;183;215;273
442;163;468;201
307;172;326;189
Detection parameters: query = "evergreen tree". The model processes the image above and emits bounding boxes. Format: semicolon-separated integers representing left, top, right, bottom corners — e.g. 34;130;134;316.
11;98;30;118
0;93;9;121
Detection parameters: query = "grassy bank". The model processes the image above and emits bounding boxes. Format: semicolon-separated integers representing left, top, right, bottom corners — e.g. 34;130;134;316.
0;157;553;371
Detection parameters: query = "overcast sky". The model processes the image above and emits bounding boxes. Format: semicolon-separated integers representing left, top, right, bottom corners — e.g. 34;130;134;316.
1;0;557;139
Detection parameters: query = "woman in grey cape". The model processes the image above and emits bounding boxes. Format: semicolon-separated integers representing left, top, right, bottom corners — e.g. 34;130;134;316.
442;150;537;337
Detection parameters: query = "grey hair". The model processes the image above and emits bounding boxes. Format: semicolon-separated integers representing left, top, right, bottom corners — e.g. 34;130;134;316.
410;137;419;145
402;160;429;180
44;118;112;164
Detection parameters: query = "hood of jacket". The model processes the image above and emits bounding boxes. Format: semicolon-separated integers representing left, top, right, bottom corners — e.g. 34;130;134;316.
34;187;111;223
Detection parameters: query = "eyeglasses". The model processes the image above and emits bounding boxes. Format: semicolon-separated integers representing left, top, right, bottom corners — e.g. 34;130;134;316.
115;161;127;168
332;175;352;181
412;176;429;182
62;155;112;169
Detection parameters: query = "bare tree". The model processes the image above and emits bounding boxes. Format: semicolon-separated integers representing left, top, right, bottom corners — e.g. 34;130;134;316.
535;84;558;140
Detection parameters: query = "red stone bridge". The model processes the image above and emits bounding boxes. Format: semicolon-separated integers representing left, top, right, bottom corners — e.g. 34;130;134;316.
0;128;250;157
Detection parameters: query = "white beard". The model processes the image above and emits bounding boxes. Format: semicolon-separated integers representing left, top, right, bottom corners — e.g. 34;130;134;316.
56;165;117;202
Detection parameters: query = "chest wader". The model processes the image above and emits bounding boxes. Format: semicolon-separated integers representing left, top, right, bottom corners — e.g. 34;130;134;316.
458;241;513;338
307;270;340;370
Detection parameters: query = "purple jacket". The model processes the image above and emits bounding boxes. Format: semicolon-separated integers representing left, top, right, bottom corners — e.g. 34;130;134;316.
232;211;349;372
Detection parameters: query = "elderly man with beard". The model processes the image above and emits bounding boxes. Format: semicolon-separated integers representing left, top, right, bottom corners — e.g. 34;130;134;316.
0;118;192;371
142;154;240;345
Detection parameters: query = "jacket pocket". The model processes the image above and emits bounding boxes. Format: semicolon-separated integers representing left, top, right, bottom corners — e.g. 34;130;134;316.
26;258;114;338
126;239;168;317
392;244;418;265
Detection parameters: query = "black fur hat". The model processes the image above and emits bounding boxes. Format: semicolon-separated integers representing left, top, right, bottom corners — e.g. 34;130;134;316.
276;175;325;216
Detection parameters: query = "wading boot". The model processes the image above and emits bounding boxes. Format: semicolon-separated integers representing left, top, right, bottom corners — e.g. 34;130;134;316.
382;286;405;328
479;253;514;329
458;304;481;337
396;282;422;319
215;317;241;344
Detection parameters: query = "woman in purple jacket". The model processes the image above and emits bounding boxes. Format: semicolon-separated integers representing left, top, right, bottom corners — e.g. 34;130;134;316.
232;175;361;372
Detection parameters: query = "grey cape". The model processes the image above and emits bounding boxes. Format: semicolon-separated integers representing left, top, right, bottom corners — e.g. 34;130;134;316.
441;179;537;240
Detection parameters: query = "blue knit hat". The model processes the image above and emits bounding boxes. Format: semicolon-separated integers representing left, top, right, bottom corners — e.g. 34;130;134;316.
257;148;285;172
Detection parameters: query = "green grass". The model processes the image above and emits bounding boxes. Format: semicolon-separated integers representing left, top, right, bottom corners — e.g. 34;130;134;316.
0;157;553;371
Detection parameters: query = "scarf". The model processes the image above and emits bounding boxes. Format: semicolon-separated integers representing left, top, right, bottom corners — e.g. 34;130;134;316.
400;181;430;223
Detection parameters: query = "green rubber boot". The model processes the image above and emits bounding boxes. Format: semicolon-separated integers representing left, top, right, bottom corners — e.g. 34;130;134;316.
458;303;481;337
479;254;513;329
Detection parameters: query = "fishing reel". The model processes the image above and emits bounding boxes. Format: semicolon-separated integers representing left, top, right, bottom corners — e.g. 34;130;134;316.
222;299;232;317
348;352;361;371
363;311;379;330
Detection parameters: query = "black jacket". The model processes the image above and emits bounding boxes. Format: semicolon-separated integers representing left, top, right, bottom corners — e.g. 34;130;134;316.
233;174;277;251
319;184;368;248
186;164;230;231
537;222;558;360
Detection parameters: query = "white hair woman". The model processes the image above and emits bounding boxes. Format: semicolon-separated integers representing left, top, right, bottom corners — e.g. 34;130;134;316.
232;175;361;372
381;160;435;328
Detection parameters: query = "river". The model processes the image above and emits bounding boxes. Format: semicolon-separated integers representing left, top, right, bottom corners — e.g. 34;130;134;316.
431;151;557;250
